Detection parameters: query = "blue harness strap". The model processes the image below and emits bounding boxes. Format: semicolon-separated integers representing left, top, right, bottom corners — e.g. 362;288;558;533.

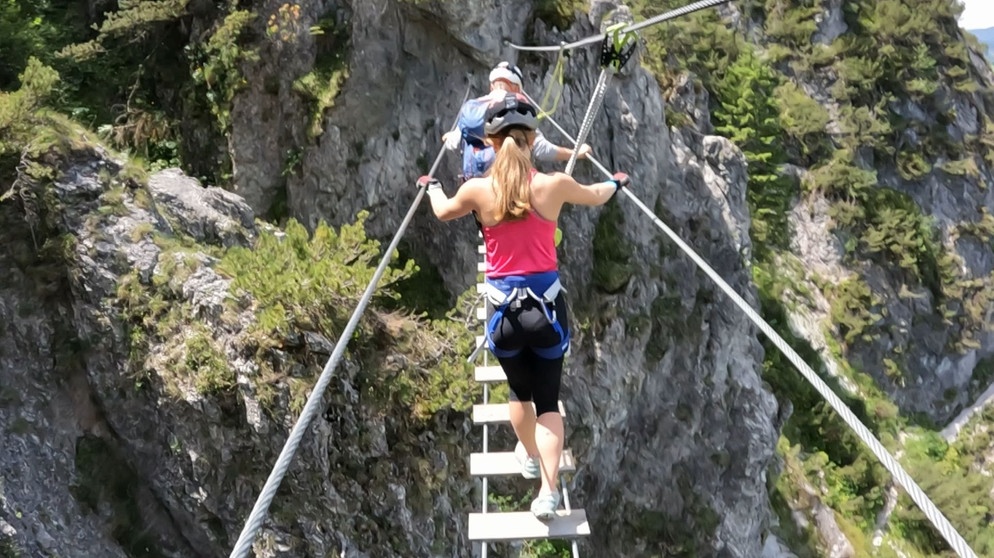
483;271;570;359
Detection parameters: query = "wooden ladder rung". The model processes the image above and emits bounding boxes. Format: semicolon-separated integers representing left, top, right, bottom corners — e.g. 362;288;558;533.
468;510;590;541
469;449;576;477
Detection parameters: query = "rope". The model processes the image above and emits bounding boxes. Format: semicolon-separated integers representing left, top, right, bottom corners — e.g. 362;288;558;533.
565;69;611;176
526;96;980;558
506;0;731;53
536;48;568;121
227;84;473;558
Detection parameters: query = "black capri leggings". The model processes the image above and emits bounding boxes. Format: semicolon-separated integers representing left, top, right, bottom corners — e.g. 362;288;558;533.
487;293;570;416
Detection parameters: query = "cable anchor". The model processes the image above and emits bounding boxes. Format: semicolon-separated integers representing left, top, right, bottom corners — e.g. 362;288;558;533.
599;22;638;71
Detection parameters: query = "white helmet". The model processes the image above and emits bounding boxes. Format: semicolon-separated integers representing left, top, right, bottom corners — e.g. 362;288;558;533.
488;61;523;87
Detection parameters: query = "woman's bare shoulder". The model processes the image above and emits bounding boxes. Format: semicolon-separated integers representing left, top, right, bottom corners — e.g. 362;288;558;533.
461;177;489;190
531;171;565;184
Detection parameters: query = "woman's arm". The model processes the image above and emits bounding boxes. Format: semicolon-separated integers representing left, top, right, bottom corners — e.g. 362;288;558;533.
420;177;478;221
532;131;591;162
553;172;628;207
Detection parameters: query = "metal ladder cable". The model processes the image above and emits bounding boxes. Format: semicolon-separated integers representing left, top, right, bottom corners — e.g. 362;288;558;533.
227;85;473;558
560;476;580;558
525;98;980;558
505;0;731;53
565;68;612;176
481;243;491;558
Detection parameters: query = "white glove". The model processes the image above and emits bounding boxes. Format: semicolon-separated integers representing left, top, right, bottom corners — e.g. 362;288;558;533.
443;130;462;151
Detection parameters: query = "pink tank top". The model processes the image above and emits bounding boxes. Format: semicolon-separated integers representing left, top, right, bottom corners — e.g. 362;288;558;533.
482;174;558;278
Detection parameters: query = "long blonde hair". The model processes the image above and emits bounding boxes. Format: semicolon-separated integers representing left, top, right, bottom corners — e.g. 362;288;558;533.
487;127;536;222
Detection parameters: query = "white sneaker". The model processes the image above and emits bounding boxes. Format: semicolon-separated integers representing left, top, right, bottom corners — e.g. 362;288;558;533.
514;441;541;480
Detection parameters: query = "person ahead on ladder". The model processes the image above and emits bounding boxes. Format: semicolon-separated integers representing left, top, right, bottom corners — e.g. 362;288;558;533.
419;91;629;521
442;61;592;182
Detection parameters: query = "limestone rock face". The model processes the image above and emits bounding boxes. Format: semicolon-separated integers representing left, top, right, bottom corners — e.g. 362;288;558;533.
0;0;787;556
0;143;478;557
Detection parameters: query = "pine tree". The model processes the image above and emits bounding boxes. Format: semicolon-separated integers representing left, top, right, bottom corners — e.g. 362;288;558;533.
712;51;794;253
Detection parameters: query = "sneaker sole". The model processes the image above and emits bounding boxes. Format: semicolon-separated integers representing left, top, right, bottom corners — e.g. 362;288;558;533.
533;509;556;522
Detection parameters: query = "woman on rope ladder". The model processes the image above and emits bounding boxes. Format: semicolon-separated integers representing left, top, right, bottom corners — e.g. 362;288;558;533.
417;91;629;520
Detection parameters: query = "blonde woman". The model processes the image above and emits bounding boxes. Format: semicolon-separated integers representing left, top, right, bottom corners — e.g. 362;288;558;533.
419;92;629;520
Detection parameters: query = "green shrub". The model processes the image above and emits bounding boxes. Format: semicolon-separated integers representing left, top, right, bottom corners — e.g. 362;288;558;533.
0;58;60;157
216;213;475;419
534;0;587;30
591;201;632;293
775;81;830;160
826;277;881;346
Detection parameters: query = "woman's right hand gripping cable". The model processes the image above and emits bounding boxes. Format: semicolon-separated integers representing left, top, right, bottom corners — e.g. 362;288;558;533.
609;172;630;198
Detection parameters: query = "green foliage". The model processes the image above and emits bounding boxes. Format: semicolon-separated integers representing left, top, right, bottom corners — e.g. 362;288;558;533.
937;157;980;178
630;0;743;90
591;201;632;292
0;57;59;157
522;539;571;558
892;432;994;556
763;0;821;51
216;213;475;419
293;68;349;138
712;50;796;254
770;440;829;557
218;213;415;337
0;536;19;558
385;242;453;319
859;189;941;287
185;330;233;395
826;277;881;347
775;81;830;161
58;0;189;61
292;14;350;138
0;0;58;89
115;230;211;394
533;0;586;30
803;148;877;201
189;10;259;134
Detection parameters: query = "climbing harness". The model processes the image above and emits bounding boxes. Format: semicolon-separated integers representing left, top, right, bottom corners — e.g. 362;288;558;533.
525;91;981;558
226;85;473;558
481;271;570;359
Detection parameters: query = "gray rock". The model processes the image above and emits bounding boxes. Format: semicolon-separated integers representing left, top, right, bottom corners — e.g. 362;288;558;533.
3;2;799;557
812;0;847;45
148;168;258;248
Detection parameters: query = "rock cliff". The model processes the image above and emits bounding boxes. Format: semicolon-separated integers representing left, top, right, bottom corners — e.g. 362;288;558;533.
0;0;786;556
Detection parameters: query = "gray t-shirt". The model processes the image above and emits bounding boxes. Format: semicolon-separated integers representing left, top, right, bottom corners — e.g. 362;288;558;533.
531;130;560;162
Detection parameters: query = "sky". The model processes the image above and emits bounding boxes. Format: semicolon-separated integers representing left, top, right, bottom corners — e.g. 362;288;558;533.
959;0;994;30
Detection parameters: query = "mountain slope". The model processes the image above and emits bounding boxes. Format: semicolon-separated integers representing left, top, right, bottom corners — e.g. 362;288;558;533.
970;26;994;54
631;0;994;555
0;1;782;556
